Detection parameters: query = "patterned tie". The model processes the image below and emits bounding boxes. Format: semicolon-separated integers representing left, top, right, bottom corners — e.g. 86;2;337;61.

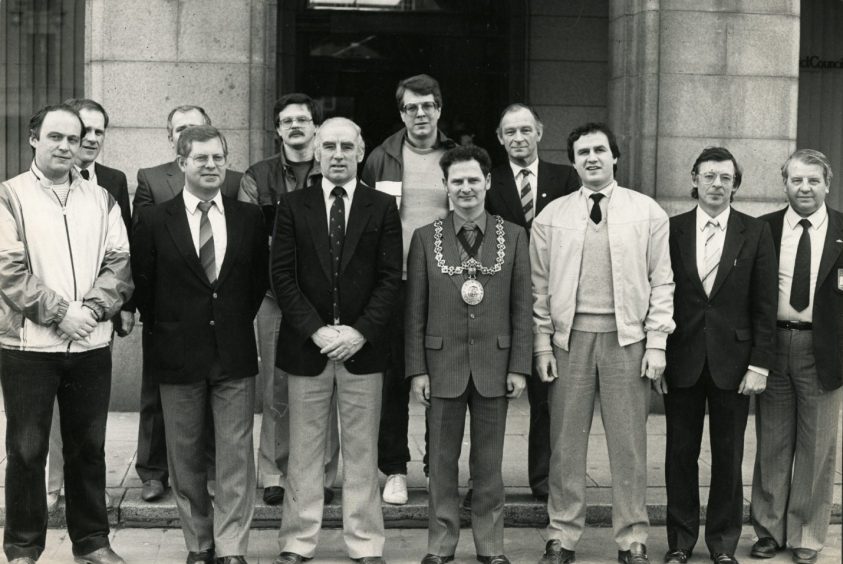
197;200;216;284
589;192;605;224
80;169;90;180
329;186;346;323
701;219;721;296
457;222;482;264
520;169;534;227
790;218;812;311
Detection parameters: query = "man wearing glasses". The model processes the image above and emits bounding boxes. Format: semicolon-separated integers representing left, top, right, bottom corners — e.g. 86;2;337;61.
132;125;267;564
362;74;455;505
239;93;340;508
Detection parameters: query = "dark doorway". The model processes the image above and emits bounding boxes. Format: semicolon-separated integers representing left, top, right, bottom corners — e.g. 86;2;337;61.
278;0;526;164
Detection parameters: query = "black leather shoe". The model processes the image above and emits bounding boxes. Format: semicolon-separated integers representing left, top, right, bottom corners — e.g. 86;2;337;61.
273;553;308;564
216;557;248;564
618;543;649;564
664;548;691;564
461;488;473;511
791;548;818;564
325;487;335;504
263;486;284;505
750;538;781;559
355;558;386;564
74;547;126;564
187;549;215;564
539;540;575;564
477;555;511;564
711;554;738;564
420;555;454;564
141;479;166;501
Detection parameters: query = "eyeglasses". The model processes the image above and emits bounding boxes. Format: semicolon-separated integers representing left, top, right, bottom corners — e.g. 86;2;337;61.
188;154;227;166
279;116;313;129
401;102;439;116
699;172;734;186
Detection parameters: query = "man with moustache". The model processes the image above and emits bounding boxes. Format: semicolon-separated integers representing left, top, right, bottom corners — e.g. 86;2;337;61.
132;125;267;564
272;117;401;564
662;147;777;564
531;123;674;564
0;103;132;564
362;74;455;505
132;105;243;502
486;103;579;503
750;149;843;564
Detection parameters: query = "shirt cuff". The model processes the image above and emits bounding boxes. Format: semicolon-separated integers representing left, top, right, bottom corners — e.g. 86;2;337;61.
748;365;769;377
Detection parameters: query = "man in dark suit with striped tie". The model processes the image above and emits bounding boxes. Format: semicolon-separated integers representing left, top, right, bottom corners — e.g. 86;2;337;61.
485;103;579;502
406;145;532;564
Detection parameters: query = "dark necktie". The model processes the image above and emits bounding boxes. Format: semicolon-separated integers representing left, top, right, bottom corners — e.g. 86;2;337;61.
80;169;90;180
329;186;346;323
790;218;812;312
457;222;482;263
590;192;605;224
197;200;216;284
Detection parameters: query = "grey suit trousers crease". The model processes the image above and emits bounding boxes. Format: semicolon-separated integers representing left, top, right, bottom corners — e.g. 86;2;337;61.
279;362;385;559
428;378;509;557
159;369;256;558
751;328;842;551
546;331;649;551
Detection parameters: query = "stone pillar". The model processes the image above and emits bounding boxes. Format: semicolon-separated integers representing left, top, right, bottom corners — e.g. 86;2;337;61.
608;1;801;217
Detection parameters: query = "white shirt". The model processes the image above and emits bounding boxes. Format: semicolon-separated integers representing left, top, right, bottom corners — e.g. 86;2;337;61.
509;158;540;205
321;177;357;230
695;205;730;281
182;188;227;279
777;205;828;323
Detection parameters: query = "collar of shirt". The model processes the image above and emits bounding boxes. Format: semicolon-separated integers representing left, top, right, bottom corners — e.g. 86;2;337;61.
183;188;225;216
75;163;97;184
508;158;539;183
579;180;616;204
321;177;357;202
785;204;828;232
696;205;730;232
453;210;487;235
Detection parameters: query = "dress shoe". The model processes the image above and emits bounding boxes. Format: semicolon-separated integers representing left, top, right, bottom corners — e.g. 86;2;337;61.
461;488;473;511
750;538;781;559
539;540;575;564
141;479;166;501
664;548;691;563
420;555;454;564
74;546;126;564
355;557;386;564
273;552;308;564
477;555;511;564
618;542;649;564
263;486;284;505
711;554;738;564
187;549;215;564
216;557;248;564
382;473;408;505
324;487;335;504
9;558;37;564
791;548;818;564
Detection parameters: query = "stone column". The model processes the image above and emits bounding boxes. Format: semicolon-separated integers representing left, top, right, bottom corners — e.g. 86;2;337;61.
608;0;801;216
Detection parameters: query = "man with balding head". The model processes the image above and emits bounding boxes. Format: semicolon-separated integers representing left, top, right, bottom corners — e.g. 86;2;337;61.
271;117;402;564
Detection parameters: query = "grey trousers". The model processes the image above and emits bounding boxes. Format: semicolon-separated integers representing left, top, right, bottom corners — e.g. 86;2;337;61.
751;328;842;551
546;331;649;550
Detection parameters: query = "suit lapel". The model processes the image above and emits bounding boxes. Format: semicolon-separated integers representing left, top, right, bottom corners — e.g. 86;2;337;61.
816;206;843;290
478;214;498;286
708;210;745;299
340;186;372;274
165;195;212;287
215;199;244;287
676;212;707;297
441;215;465;292
768;208;786;260
493;167;526;224
303;186;333;282
165;160;184;200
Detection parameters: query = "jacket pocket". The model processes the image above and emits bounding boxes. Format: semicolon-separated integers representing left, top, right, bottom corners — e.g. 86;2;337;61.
497;335;511;349
425;335;443;350
735;328;752;341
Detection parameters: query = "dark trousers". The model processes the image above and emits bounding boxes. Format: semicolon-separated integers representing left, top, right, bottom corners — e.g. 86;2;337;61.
526;368;550;498
664;364;750;555
0;347;112;561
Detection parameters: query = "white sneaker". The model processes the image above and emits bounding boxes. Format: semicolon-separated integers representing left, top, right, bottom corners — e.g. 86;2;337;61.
382;473;408;505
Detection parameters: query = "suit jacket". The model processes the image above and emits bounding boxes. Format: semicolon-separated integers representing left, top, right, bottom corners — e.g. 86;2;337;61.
131;193;268;385
133;160;243;220
270;181;402;376
762;206;843;391
485;160;579;229
405;213;533;398
664;208;777;390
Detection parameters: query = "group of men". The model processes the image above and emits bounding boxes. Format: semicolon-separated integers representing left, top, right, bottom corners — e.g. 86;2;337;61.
0;71;839;564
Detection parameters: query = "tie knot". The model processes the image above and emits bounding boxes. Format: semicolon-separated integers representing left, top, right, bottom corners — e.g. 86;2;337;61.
80;169;90;180
706;219;720;230
590;192;605;204
798;218;812;230
520;169;531;179
332;186;346;198
462;222;476;233
197;200;215;213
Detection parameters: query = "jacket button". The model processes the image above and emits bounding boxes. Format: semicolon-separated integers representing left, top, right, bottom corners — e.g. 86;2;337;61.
470;313;476;319
469;339;474;345
210;320;215;327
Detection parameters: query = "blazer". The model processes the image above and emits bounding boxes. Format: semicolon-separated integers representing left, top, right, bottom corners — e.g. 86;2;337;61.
762;206;843;391
485;160;580;229
664;208;777;390
133;160;243;220
270;181;402;376
131;193;268;385
405;213;532;398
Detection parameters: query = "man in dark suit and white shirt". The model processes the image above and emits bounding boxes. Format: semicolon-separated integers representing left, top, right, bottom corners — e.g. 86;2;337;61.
662;147;777;564
750;149;843;564
406;145;532;564
485;103;579;502
132;125;267;564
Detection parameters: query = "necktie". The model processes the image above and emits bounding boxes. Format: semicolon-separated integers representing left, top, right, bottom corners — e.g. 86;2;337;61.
589;192;605;224
329;186;346;323
520;169;534;227
701;219;721;296
197;200;216;284
790;218;812;311
457;222;482;264
80;169;90;180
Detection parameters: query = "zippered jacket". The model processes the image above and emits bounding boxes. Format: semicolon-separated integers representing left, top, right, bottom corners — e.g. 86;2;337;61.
0;166;133;352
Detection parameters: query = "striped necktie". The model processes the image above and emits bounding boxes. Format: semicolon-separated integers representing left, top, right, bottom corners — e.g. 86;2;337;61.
520;169;534;227
197;200;217;284
701;219;721;296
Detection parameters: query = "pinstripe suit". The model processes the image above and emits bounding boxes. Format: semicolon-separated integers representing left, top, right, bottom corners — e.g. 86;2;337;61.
405;212;532;556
